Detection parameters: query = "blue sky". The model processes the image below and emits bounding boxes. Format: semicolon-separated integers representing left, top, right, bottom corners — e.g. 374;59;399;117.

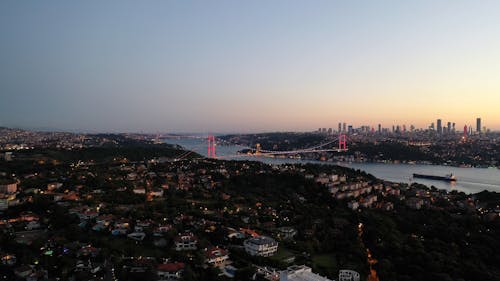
1;1;499;132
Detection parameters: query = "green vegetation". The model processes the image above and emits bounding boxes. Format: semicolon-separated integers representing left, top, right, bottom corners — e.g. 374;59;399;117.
361;208;500;281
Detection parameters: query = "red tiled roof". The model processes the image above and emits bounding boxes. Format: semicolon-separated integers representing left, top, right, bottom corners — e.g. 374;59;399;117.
205;247;228;258
157;262;185;272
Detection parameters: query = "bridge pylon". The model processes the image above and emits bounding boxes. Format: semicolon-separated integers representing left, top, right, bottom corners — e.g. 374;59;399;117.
207;135;216;158
339;134;347;151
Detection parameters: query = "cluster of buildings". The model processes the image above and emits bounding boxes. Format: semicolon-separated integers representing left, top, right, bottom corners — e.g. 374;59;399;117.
0;127;122;151
317;117;490;136
279;265;360;281
0;147;362;280
1;130;497;281
309;171;497;220
310;173;398;211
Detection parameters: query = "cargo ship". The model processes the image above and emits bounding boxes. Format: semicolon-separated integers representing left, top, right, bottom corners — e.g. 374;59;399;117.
412;173;457;182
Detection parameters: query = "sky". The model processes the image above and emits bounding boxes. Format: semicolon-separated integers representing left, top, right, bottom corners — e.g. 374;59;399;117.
1;1;500;133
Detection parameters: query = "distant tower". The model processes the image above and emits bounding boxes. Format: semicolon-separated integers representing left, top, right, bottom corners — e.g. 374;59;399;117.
378;124;381;133
342;123;346;133
338;123;342;133
437;119;442;134
463;125;467;138
476;118;481;133
447;122;451;134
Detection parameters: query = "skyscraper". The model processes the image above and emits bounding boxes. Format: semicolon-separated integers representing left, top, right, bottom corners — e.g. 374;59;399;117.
338;123;342;133
437;119;442;134
378;124;381;133
476;118;481;133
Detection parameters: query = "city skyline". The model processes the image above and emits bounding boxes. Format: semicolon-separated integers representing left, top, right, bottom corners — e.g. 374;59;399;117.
1;1;500;132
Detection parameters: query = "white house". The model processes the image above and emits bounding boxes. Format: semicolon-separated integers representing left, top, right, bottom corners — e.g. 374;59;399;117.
280;265;333;281
243;236;278;257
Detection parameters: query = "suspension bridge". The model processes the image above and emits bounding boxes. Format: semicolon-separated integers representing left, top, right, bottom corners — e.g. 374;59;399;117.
172;134;348;161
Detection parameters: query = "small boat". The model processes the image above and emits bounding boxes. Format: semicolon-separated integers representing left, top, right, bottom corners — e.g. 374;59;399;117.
413;173;457;182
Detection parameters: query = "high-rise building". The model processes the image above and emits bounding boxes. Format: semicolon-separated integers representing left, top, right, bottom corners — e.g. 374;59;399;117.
463;125;467;137
437;119;442;134
342;123;346;133
338;123;342;133
447;122;451;133
476;118;481;133
378;124;381;133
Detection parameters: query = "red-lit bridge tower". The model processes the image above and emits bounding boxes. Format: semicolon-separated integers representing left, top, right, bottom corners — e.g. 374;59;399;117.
207;135;216;158
339;134;347;150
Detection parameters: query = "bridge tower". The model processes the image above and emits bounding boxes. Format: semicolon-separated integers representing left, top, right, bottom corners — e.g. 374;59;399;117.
339;134;347;151
207;135;216;158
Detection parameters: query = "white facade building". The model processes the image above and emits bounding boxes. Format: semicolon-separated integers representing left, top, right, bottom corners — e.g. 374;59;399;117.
280;265;333;281
244;236;278;257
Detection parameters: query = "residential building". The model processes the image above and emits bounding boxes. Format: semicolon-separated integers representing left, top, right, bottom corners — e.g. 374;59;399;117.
174;232;198;251
339;270;360;281
157;262;184;281
244;236;278;257
0;182;17;194
205;247;230;268
280;265;333;281
277;227;297;240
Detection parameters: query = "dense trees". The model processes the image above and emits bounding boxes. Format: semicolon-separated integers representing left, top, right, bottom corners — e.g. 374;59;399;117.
361;208;500;281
